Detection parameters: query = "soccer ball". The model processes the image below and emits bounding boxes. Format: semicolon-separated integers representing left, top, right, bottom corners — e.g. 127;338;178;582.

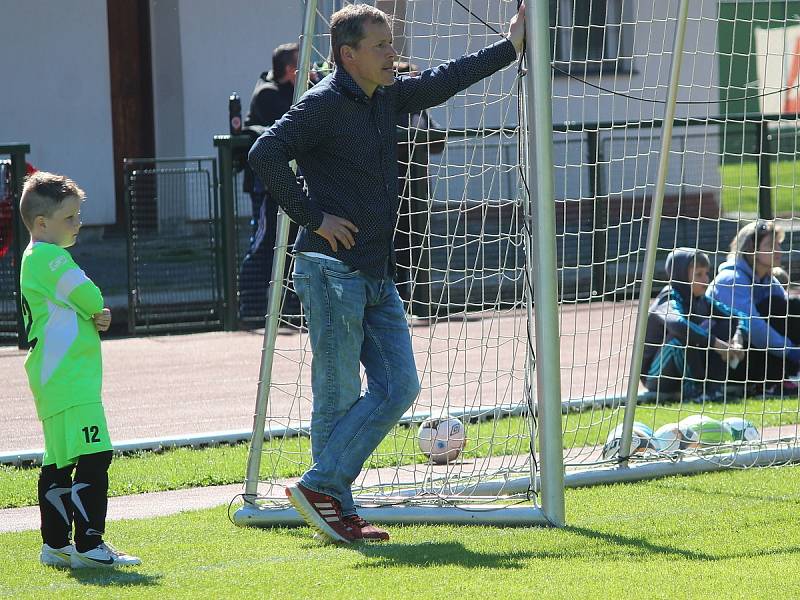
652;422;687;453
722;417;760;442
601;422;656;460
678;415;733;447
418;417;467;464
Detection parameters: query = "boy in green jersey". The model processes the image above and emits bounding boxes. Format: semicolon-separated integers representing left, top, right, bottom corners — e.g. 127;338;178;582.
19;171;140;569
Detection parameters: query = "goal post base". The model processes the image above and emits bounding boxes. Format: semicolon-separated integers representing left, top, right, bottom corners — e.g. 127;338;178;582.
233;503;551;527
565;445;800;488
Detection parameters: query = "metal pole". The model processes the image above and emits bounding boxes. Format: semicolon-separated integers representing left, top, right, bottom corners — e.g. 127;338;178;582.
215;139;239;330
619;0;690;461
756;120;774;220
525;0;565;527
243;0;318;501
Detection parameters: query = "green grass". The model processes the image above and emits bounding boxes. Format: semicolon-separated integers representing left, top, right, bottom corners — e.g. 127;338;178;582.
2;396;798;509
2;467;800;598
721;160;800;215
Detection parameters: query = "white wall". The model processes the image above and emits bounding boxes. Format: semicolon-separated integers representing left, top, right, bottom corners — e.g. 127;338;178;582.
168;0;305;159
0;0;722;225
0;0;115;225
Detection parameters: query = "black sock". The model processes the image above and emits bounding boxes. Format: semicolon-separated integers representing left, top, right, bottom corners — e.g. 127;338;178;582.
72;451;112;553
38;463;75;548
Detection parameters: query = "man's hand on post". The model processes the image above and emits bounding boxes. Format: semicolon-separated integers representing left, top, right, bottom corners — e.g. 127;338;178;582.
508;2;526;55
315;213;359;252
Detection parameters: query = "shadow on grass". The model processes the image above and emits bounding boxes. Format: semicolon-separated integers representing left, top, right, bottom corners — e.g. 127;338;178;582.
566;525;800;561
352;540;534;569
647;477;800;505
67;569;162;587
346;526;800;567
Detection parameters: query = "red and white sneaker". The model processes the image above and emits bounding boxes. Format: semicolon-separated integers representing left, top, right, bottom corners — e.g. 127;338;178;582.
285;484;356;543
342;514;390;541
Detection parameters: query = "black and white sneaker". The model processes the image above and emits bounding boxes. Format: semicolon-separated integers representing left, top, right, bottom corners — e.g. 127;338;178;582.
71;542;141;568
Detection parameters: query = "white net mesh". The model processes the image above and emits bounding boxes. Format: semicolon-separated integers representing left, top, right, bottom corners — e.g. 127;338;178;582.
554;0;800;472
250;0;538;512
247;0;800;519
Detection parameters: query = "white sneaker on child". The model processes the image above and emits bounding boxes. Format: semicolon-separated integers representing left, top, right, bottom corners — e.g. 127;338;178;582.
40;543;74;568
71;542;141;568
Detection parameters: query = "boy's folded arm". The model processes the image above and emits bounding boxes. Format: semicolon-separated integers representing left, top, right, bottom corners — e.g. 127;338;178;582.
66;281;104;319
35;247;104;319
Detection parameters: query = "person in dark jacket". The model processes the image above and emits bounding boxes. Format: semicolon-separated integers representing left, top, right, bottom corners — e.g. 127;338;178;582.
239;42;299;320
641;248;747;402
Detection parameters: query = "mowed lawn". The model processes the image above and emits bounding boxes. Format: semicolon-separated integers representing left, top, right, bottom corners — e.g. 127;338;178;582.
2;396;798;509
2;466;800;599
721;160;800;215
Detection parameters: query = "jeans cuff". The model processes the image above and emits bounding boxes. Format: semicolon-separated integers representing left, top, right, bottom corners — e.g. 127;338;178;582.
299;475;343;505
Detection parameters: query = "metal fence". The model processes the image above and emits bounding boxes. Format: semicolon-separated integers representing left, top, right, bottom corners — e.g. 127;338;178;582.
124;157;223;333
3;112;799;342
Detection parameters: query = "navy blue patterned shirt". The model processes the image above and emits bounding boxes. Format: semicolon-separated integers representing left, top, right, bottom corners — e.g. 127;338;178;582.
248;38;517;278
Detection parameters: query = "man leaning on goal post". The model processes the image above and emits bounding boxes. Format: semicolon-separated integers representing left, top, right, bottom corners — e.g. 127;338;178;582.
249;2;526;543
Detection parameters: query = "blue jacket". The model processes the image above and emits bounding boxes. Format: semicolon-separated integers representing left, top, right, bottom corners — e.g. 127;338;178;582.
706;257;800;360
248;39;517;277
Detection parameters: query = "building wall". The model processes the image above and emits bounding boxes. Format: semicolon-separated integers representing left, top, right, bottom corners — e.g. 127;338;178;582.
0;0;720;225
163;0;305;159
0;0;115;225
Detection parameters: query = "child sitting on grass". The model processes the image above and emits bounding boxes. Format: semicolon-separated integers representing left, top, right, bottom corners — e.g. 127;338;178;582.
640;248;747;402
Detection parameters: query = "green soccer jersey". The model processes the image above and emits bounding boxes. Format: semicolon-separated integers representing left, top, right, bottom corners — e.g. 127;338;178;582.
20;241;105;420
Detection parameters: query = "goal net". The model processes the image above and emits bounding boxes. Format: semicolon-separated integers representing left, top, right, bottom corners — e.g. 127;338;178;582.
553;0;800;482
236;0;562;527
236;0;800;529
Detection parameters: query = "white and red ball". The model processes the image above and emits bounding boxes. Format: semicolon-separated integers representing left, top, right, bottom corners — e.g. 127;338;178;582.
418;417;467;464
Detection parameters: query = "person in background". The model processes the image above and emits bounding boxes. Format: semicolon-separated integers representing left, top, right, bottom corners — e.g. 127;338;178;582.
393;61;445;303
239;43;300;321
773;265;790;291
641;248;746;403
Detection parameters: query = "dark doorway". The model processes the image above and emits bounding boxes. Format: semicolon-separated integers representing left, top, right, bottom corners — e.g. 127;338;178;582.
107;0;155;229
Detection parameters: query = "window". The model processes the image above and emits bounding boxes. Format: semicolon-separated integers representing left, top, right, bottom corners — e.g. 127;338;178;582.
550;0;631;75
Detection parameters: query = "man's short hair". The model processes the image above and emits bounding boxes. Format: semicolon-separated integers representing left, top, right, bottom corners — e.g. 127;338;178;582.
19;171;85;231
330;4;390;67
273;42;299;79
728;219;785;267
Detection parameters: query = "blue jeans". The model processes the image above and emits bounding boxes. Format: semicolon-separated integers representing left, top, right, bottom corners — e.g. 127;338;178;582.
292;254;421;515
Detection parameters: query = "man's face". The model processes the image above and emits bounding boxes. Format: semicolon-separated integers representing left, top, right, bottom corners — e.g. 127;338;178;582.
690;263;710;298
755;233;782;273
343;20;397;95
